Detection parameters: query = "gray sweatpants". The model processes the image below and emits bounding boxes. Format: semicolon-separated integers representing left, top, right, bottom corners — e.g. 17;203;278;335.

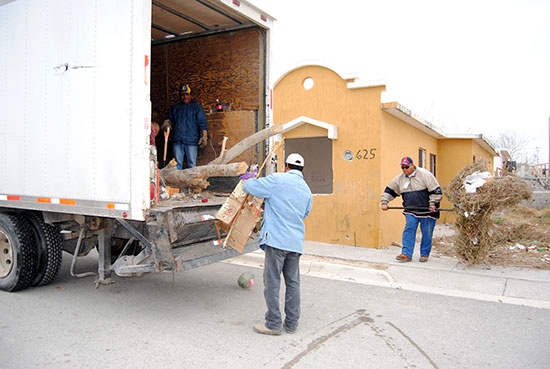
263;245;301;331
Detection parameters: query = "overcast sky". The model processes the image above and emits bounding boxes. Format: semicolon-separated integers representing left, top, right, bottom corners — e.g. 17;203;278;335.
250;0;550;164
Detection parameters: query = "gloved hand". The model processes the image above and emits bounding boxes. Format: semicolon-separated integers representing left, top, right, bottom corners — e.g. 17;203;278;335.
161;119;171;131
198;130;208;147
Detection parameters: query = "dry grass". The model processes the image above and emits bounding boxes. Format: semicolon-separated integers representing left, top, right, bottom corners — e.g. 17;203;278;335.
433;205;550;269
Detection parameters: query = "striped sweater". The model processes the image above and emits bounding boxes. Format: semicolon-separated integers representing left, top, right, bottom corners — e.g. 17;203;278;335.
380;166;442;218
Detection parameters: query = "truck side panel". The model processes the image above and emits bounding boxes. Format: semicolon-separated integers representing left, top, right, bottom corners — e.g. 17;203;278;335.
0;0;151;220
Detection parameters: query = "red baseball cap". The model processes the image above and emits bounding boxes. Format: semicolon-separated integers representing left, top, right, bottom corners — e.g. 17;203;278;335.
400;156;413;166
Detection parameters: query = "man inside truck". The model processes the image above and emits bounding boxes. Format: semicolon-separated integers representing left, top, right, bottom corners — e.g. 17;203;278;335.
162;84;208;169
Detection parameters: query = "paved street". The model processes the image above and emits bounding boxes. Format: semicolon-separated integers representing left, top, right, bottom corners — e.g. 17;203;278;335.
2;252;549;369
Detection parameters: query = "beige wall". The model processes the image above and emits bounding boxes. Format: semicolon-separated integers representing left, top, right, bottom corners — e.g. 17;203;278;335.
472;142;495;170
438;139;473;222
274;66;384;247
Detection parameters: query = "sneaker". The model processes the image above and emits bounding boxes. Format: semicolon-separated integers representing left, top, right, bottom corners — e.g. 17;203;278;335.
253;324;282;336
395;254;412;262
283;322;296;334
419;256;429;262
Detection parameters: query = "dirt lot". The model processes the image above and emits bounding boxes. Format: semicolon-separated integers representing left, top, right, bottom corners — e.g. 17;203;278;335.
432;205;550;270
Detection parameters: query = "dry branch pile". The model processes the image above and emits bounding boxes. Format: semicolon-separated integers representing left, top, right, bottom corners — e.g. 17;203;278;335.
444;161;532;264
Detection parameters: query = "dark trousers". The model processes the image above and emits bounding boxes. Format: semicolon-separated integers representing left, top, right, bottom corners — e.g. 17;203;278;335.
263;245;301;330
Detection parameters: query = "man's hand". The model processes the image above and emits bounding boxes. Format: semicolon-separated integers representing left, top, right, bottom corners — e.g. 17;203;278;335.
198;130;208;147
429;204;436;212
161;119;171;131
381;203;388;211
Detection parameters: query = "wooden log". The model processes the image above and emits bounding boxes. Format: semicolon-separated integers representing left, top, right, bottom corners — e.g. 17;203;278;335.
160;161;249;191
209;124;284;165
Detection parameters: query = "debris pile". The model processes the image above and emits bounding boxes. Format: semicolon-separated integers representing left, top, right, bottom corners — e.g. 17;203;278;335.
445;161;532;264
432;205;550;269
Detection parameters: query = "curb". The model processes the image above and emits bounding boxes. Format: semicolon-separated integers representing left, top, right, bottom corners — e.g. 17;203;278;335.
227;251;394;284
224;250;550;310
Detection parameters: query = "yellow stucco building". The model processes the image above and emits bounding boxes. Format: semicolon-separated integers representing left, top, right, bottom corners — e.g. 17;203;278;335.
271;64;497;248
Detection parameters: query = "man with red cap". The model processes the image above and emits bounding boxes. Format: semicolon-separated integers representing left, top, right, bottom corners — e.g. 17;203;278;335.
380;156;442;262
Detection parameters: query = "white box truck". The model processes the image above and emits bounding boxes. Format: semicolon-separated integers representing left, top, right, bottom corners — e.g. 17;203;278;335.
0;0;273;291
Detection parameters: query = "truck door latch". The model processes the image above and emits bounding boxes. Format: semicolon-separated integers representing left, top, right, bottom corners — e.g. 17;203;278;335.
53;63;95;74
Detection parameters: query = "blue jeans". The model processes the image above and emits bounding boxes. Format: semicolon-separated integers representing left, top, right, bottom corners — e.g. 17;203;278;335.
173;143;198;169
402;214;436;258
263;245;301;331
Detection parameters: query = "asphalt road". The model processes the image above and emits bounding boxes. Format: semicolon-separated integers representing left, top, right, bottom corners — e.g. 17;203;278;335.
2;253;549;369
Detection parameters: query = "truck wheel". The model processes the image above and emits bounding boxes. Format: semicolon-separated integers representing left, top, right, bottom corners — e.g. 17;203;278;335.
25;212;63;287
0;213;37;292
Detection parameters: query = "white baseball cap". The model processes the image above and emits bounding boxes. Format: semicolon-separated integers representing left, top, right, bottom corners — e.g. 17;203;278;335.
285;153;304;167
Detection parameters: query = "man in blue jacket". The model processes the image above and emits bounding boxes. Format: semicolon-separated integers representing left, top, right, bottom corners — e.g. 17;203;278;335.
243;153;313;335
163;84;207;169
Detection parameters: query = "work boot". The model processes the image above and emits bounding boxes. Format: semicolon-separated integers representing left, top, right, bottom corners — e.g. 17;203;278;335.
283;322;296;334
419;256;429;262
253;324;282;336
395;254;412;262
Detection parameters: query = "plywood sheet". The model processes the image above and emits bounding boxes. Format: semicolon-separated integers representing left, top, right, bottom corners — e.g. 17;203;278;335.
151;29;261;123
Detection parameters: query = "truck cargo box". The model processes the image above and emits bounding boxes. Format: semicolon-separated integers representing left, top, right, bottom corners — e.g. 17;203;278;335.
0;0;273;291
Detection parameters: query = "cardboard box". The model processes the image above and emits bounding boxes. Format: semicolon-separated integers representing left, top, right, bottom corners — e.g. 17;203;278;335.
215;180;247;225
214;179;264;252
224;195;264;252
215;197;242;224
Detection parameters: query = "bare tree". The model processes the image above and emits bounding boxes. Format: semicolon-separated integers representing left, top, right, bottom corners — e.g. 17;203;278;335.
490;130;529;162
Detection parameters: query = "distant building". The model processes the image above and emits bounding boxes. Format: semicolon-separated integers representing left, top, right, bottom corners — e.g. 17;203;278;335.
494;149;514;175
271;64;497;248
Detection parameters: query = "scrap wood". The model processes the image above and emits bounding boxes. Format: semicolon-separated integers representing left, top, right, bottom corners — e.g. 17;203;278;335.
160;121;286;192
215;136;228;163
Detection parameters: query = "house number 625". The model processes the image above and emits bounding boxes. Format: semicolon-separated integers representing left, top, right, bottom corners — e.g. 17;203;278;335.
356;148;377;160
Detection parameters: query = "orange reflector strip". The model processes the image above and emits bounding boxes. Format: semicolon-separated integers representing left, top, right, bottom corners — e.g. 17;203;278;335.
7;195;20;201
37;198;51;203
60;199;76;205
107;203;115;209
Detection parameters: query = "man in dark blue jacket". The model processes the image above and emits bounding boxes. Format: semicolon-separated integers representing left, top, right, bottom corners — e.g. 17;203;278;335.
164;84;207;169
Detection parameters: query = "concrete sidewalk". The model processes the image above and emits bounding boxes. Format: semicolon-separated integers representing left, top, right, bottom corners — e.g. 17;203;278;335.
225;233;550;310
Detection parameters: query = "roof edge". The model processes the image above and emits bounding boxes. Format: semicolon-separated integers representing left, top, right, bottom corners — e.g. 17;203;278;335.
273;61;386;90
274;116;338;140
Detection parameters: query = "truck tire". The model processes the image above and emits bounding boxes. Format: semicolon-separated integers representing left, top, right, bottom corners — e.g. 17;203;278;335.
0;213;37;292
25;212;63;287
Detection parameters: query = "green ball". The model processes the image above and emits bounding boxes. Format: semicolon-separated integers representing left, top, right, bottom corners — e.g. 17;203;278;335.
237;272;255;289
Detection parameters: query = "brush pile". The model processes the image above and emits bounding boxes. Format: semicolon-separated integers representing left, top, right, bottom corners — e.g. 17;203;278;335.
444;161;531;264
